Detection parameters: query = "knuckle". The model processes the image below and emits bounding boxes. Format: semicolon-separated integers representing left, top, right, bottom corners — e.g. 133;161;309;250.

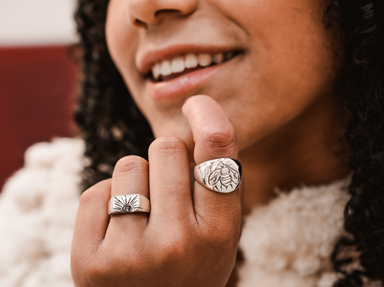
114;156;147;174
208;232;237;254
157;230;189;263
72;253;108;285
159;240;186;263
197;216;239;251
149;137;186;157
79;190;93;206
203;129;237;157
215;228;238;249
80;180;111;206
82;260;110;283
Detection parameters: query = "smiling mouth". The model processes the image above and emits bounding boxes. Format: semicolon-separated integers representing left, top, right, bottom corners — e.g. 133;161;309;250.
150;51;239;82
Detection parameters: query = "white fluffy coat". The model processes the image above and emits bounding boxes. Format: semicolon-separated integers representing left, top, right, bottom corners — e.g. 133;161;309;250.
0;138;375;286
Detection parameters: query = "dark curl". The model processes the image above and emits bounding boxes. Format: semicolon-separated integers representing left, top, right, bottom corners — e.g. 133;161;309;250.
328;0;384;285
74;0;384;285
75;0;154;187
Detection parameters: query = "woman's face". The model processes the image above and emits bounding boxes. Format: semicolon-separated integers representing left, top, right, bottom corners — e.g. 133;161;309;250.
106;0;339;155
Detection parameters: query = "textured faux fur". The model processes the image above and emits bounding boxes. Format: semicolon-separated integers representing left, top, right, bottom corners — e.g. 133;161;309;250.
0;138;371;286
0;138;84;287
239;180;350;287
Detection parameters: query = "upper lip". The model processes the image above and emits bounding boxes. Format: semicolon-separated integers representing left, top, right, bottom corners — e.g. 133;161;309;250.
137;44;242;76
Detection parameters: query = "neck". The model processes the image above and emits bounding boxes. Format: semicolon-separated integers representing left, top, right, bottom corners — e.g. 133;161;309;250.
239;93;349;215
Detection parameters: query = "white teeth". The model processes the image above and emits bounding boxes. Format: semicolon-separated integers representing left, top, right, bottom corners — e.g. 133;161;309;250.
185;54;198;68
152;52;235;80
213;53;224;64
151;63;161;80
160;60;172;76
198;54;212;67
171;56;185;73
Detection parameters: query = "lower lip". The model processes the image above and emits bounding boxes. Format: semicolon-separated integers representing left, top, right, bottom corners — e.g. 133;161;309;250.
147;62;225;101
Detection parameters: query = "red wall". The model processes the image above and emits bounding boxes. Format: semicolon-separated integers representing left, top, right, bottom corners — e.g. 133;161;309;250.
0;46;79;190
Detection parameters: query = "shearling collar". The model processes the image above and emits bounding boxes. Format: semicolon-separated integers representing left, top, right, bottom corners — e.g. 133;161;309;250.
0;139;378;287
238;178;380;287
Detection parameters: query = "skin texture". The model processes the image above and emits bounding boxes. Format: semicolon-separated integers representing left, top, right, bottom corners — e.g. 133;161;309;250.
72;97;241;287
105;0;347;210
71;0;349;286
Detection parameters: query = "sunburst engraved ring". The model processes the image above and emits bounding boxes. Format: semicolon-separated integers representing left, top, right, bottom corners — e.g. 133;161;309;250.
108;194;151;215
194;158;242;193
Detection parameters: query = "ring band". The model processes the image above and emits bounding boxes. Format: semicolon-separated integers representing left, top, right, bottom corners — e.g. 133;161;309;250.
194;158;242;193
108;194;151;215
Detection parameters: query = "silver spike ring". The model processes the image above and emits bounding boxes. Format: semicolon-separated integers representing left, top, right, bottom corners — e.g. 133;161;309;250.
108;194;151;215
194;158;242;193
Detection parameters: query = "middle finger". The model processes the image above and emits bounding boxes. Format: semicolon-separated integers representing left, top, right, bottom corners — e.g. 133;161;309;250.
148;137;194;225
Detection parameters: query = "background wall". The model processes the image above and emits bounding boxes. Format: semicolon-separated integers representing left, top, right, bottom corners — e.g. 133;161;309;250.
0;0;77;46
0;0;79;190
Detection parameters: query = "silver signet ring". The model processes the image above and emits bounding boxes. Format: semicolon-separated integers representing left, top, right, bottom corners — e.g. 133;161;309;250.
194;158;242;193
108;194;151;215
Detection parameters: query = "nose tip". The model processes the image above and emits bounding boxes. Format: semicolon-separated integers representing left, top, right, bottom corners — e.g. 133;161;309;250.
128;0;197;26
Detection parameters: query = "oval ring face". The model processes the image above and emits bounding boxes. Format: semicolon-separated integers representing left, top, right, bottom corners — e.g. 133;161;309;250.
195;158;242;193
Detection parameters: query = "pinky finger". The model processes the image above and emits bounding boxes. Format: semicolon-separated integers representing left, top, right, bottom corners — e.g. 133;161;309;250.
71;180;111;261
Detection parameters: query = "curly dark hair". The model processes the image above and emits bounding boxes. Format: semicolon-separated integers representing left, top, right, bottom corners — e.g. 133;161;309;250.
74;0;384;285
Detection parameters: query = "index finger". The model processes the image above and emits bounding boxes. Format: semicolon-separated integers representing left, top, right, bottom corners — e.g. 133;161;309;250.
182;95;241;239
182;95;238;164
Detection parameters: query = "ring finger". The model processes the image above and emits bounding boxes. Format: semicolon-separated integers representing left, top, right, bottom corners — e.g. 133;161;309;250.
106;156;150;241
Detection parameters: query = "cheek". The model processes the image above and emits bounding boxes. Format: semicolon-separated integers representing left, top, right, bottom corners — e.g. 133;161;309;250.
105;0;339;153
224;0;335;85
106;2;191;139
106;0;144;102
106;0;130;66
213;0;338;148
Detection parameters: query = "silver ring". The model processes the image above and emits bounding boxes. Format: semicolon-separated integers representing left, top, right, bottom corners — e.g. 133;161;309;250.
108;194;151;215
194;158;242;193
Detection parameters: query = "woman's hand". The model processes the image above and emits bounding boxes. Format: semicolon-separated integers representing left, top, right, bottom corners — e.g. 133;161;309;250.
71;96;241;287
